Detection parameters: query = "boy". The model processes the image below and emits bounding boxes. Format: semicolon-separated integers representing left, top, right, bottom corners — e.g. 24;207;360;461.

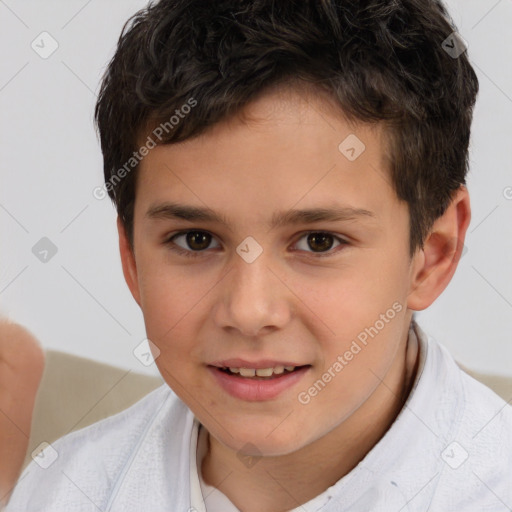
7;0;512;510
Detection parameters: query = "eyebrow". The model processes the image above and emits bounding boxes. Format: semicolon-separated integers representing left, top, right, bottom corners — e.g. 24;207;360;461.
145;202;376;229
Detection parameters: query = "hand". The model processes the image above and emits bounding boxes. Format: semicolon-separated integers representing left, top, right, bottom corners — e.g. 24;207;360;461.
0;319;45;506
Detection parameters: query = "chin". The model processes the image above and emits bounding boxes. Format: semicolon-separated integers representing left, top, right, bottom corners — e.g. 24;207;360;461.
210;419;312;457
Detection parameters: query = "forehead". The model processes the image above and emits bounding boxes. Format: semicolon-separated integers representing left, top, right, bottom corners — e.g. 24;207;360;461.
135;84;397;224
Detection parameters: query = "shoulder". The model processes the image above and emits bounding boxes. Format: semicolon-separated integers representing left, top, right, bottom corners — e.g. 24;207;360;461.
430;342;512;509
440;340;512;456
6;384;181;511
459;368;512;471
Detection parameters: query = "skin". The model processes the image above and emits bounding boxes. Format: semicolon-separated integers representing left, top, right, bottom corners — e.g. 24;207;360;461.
118;84;471;512
0;320;45;507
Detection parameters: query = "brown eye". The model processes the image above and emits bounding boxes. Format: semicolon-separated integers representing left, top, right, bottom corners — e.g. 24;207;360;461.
186;231;212;250
294;232;346;256
169;230;220;254
306;233;334;252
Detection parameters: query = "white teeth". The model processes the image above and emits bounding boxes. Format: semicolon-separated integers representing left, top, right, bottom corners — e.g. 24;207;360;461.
255;368;274;377
226;365;297;377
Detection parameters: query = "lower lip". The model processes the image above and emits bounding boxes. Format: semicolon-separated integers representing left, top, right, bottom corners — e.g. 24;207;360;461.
208;366;310;401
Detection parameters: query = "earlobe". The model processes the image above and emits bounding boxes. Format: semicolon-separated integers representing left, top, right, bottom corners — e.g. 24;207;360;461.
117;216;142;307
407;186;471;311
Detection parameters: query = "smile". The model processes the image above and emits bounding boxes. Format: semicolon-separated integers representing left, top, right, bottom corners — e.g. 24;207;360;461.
208;364;311;401
222;365;298;378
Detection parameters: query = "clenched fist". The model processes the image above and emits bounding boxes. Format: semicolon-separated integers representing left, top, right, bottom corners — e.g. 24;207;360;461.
0;319;45;506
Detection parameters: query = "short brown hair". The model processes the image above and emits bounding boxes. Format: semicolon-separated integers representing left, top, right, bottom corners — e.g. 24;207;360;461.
95;0;479;256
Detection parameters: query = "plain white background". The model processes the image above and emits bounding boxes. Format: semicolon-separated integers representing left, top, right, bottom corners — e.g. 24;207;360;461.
0;0;511;378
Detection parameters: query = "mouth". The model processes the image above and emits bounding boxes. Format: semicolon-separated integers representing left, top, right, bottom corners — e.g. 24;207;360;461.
207;362;312;401
215;365;309;379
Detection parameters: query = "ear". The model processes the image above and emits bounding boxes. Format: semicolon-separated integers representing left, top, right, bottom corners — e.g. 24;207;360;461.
407;185;471;311
117;216;142;307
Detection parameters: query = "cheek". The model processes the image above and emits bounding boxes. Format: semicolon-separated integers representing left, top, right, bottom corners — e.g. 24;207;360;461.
140;285;199;383
291;261;401;333
293;263;407;400
136;261;212;369
137;259;203;336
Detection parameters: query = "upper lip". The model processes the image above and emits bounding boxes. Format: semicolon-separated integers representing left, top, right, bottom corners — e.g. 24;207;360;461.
209;359;308;369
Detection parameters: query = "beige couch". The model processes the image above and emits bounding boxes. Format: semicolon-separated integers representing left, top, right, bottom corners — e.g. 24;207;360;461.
22;350;512;472
22;350;163;472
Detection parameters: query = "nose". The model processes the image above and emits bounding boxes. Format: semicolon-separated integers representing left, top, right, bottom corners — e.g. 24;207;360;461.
212;250;292;338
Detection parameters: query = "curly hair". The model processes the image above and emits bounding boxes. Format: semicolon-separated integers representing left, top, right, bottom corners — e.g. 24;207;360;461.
95;0;479;256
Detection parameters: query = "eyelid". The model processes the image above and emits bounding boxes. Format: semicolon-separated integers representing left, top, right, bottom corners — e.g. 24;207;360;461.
291;230;348;256
167;230;221;252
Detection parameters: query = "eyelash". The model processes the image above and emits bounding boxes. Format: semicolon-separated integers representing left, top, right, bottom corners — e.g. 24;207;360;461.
164;230;348;259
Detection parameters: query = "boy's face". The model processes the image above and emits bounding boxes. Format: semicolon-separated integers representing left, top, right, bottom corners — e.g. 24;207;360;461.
120;86;421;455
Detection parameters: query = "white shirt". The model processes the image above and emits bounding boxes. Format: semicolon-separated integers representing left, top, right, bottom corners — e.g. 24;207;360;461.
6;321;512;511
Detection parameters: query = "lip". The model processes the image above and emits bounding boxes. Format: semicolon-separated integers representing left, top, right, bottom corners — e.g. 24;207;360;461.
208;365;310;401
209;358;304;369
